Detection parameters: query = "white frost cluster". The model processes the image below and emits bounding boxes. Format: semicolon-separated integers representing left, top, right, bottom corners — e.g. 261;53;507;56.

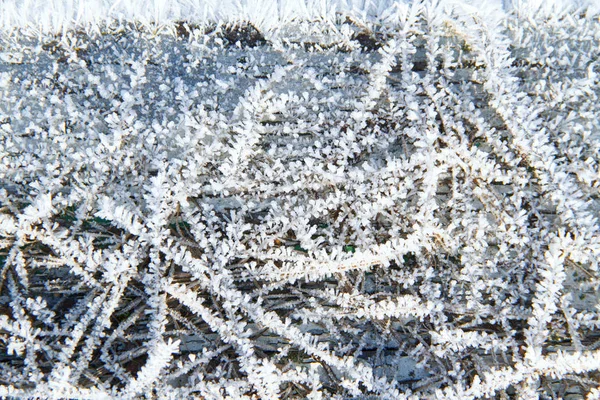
0;0;599;398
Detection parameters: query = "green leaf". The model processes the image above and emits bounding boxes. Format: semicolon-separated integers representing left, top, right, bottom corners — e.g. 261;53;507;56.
343;245;355;253
294;244;308;253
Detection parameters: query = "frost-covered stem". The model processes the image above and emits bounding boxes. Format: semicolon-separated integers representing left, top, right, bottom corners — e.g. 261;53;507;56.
69;282;128;385
121;338;180;398
163;243;403;398
439;349;600;399
48;287;109;388
165;282;288;399
523;236;566;363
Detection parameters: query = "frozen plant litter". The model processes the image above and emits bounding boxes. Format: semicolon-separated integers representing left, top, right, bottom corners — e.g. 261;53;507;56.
0;0;600;398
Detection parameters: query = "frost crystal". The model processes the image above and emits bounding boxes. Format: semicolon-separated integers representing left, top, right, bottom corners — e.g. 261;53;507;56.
0;0;599;398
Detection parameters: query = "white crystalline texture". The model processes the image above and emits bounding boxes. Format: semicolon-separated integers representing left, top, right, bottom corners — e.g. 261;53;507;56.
0;0;599;398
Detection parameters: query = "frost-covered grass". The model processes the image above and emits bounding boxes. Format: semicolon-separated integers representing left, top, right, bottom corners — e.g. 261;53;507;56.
1;1;600;399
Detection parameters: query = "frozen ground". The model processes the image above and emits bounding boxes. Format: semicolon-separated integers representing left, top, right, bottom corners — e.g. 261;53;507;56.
1;1;600;399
